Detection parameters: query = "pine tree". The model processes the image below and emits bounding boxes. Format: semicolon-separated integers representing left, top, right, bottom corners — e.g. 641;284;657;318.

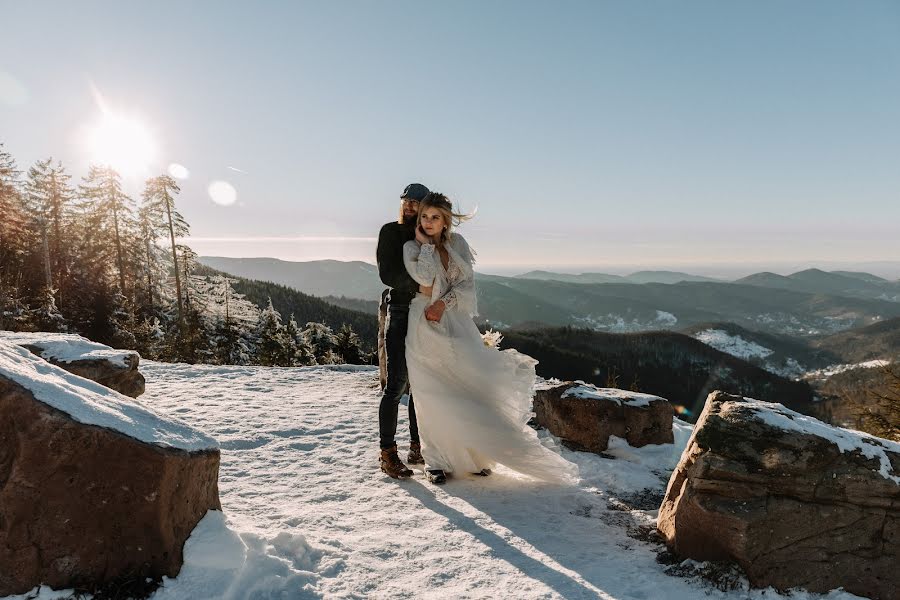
136;195;169;316
134;316;166;360
79;165;136;297
334;323;363;364
302;321;338;365
256;299;292;366
0;143;28;330
25;158;76;304
29;286;68;332
285;314;314;366
208;275;259;365
142;175;187;319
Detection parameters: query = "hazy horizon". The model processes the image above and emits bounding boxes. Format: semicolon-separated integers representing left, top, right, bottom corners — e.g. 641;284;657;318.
198;253;900;281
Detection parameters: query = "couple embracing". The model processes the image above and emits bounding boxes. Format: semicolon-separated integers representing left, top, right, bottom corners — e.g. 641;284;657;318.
376;183;577;485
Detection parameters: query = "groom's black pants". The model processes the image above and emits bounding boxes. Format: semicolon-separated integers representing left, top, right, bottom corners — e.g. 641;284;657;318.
379;304;420;450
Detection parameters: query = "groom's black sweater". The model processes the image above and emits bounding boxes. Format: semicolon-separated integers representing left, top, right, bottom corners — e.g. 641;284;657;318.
377;221;418;306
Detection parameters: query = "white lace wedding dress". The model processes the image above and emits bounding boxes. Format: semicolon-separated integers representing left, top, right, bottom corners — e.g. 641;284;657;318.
403;234;577;483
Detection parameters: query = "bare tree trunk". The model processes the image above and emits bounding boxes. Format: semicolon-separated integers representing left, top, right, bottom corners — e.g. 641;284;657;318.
164;181;183;320
145;236;155;313
41;221;52;290
111;204;126;294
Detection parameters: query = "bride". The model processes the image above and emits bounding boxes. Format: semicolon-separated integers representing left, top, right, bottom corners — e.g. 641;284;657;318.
403;192;578;485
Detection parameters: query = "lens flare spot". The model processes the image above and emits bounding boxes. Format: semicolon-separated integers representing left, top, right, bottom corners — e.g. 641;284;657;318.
208;180;237;206
168;163;190;180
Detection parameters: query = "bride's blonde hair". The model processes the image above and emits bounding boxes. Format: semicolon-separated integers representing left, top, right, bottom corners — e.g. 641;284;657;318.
418;192;473;246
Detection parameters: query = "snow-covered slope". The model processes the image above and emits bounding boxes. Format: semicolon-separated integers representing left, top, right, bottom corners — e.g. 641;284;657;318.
692;328;806;379
6;363;866;599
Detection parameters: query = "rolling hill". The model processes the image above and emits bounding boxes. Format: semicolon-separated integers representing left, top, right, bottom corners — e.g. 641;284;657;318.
736;268;900;302
200;256;384;301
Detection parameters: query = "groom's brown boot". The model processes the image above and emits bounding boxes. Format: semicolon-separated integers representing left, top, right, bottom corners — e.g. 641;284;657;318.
380;445;413;479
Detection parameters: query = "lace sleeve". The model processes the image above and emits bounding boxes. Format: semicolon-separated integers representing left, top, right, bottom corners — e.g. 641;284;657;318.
439;270;475;313
403;241;437;286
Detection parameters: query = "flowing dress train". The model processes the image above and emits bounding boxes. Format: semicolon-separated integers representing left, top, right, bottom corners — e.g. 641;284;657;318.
403;235;577;483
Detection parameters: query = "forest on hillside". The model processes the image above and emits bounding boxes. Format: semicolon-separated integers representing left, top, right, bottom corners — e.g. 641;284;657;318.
0;142;369;366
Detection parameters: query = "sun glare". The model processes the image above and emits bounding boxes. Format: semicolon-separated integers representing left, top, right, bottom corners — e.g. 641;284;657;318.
85;112;157;176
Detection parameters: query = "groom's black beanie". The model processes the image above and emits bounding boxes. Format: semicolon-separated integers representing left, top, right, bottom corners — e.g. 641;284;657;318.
400;183;430;201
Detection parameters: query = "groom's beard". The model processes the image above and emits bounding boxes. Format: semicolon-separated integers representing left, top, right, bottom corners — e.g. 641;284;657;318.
402;214;417;226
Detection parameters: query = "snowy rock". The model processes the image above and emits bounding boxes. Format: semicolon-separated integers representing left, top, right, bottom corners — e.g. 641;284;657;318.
0;331;145;397
533;382;674;452
0;342;220;596
657;390;900;600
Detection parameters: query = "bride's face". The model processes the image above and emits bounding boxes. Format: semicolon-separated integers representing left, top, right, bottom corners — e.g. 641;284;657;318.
419;207;446;239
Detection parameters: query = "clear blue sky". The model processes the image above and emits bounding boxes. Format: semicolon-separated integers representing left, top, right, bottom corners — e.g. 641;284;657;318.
2;1;899;276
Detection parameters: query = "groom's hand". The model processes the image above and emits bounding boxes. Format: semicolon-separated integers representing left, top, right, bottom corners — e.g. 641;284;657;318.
419;284;433;296
425;300;446;322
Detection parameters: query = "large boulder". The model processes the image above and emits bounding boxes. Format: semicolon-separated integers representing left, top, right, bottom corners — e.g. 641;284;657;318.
0;331;145;397
658;390;900;600
0;341;220;596
533;382;674;452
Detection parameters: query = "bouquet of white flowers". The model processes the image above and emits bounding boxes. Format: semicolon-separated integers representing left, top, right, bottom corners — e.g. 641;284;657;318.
481;329;503;349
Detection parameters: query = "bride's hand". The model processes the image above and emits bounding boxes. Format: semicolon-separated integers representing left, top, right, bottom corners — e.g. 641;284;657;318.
425;300;446;322
414;225;431;246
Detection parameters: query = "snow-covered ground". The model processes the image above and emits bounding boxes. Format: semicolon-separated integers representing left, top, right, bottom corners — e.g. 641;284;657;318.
6;363;868;599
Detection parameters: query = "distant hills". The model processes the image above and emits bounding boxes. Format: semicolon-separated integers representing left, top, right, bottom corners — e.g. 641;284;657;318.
735;268;900;302
811;316;900;363
194;265;379;350
515;270;719;284
199;257;900;337
200;257;384;300
482;278;900;336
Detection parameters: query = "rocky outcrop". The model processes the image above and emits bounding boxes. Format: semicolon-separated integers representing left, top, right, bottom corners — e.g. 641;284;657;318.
533;382;674;452
0;341;220;596
658;390;900;600
0;331;145;397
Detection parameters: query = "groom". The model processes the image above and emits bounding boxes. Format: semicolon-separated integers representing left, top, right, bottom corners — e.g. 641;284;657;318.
376;182;430;478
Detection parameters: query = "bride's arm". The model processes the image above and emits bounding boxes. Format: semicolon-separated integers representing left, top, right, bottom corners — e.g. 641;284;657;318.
402;240;437;287
437;235;478;316
438;277;473;311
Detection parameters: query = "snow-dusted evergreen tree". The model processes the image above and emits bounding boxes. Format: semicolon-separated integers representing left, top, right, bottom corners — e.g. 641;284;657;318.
334;323;364;364
29;286;68;332
285;314;315;366
208;275;259;365
255;299;294;366
136;182;173;317
79;165;136;297
302;321;339;364
0;143;29;330
134;316;166;360
25;158;76;304
142;175;187;318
